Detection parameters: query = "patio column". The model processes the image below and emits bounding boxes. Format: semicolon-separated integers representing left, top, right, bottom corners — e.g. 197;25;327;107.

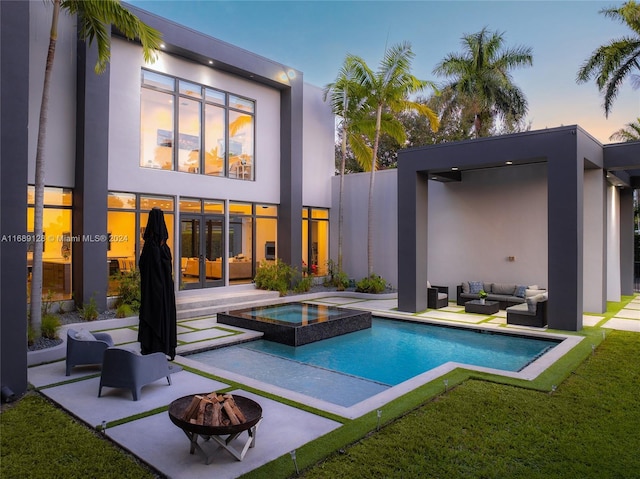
73;34;110;311
397;167;428;312
547;130;583;331
1;0;29;399
619;187;634;296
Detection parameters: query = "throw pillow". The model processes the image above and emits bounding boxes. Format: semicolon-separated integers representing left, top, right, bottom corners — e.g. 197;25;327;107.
514;285;527;298
469;281;483;294
461;282;470;294
427;280;432;289
528;284;539;290
74;329;95;341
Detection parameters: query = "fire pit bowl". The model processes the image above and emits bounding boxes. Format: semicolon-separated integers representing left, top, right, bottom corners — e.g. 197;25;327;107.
168;393;262;436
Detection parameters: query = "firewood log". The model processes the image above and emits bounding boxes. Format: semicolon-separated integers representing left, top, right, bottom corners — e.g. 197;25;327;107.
183;395;204;421
196;400;207;425
222;400;241;425
225;396;246;423
211;401;222;427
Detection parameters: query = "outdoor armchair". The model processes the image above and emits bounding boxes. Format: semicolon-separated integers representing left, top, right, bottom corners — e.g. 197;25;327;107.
427;285;449;309
66;328;114;376
98;348;172;401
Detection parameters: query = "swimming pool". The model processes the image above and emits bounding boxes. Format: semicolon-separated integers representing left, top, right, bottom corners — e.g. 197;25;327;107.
188;316;561;408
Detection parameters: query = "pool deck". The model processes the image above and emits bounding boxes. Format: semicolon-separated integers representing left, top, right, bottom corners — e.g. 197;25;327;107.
27;290;639;479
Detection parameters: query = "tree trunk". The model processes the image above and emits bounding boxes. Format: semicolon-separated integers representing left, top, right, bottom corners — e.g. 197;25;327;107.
30;0;60;339
367;105;383;277
338;121;347;272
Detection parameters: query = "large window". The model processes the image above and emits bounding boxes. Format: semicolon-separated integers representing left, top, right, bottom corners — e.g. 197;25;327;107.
302;207;329;276
27;186;73;300
140;70;255;180
107;192;174;294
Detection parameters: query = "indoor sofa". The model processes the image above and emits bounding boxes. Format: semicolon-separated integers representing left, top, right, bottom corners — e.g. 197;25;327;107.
457;281;546;310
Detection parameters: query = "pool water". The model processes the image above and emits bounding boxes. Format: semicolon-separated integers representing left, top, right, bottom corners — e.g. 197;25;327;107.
244;303;346;325
190;317;559;407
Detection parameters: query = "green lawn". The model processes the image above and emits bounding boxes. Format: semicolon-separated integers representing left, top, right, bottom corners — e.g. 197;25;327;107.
297;330;640;478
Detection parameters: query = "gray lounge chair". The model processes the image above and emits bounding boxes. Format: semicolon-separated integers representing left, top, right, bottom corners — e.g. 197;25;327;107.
98;348;172;401
428;285;449;309
66;328;114;376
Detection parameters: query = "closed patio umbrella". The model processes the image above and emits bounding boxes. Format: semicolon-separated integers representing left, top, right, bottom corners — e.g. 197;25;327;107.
138;207;177;360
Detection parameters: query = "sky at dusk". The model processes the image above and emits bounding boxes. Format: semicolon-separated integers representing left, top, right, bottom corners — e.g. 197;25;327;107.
129;0;639;143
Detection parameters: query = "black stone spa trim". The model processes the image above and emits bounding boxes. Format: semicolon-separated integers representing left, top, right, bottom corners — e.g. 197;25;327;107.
217;307;372;346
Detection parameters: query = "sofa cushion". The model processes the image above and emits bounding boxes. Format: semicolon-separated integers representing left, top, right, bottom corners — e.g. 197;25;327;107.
514;285;527;298
74;329;95;341
468;281;483;294
437;292;447;300
526;293;547;313
492;283;516;295
507;303;532;315
525;288;546;298
484;282;493;293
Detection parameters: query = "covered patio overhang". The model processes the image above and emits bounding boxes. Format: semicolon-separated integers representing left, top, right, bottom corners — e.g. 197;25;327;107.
397;125;639;332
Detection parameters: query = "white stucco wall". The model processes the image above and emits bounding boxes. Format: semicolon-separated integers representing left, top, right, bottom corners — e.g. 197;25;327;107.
302;83;334;208
335;163;549;293
583;169;606;313
607;184;622;301
108;39;281;203
28;3;77;187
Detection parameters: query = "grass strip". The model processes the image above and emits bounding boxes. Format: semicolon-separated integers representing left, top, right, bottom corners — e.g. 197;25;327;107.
0;392;158;479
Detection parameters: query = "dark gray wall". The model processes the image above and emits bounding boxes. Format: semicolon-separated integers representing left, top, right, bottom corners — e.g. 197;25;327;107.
1;0;29;398
73;36;110;310
397;169;428;312
620;187;634;296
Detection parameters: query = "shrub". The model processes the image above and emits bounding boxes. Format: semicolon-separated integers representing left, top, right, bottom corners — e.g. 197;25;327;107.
27;323;36;346
254;259;294;296
117;270;141;311
41;313;61;340
356;274;387;294
79;297;99;321
115;303;134;318
41;290;54;315
325;259;350;290
293;275;313;293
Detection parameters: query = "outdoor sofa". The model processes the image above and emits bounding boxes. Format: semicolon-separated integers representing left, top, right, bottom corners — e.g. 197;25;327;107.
457;281;546;310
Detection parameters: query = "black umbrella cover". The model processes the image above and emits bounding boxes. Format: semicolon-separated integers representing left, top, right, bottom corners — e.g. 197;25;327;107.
138;207;177;359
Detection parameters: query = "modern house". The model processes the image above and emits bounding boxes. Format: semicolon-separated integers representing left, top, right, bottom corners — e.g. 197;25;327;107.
2;0;639;402
1;1;334;398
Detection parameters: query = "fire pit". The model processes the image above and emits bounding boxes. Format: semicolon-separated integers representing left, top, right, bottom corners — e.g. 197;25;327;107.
168;393;263;464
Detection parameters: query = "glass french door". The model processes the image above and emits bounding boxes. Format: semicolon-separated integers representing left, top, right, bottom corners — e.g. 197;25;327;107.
180;214;224;289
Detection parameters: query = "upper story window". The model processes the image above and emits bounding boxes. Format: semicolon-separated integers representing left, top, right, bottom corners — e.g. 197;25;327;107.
140;70;255;180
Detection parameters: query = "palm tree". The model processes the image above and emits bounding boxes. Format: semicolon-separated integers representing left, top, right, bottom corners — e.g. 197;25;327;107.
577;1;640;117
433;27;533;138
610;117;640;141
30;0;161;338
350;42;439;276
323;56;371;273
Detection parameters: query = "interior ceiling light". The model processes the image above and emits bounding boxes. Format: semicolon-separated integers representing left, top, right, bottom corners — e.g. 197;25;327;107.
160;43;166;49
208;60;213;65
451;167;458;171
505;161;513;165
